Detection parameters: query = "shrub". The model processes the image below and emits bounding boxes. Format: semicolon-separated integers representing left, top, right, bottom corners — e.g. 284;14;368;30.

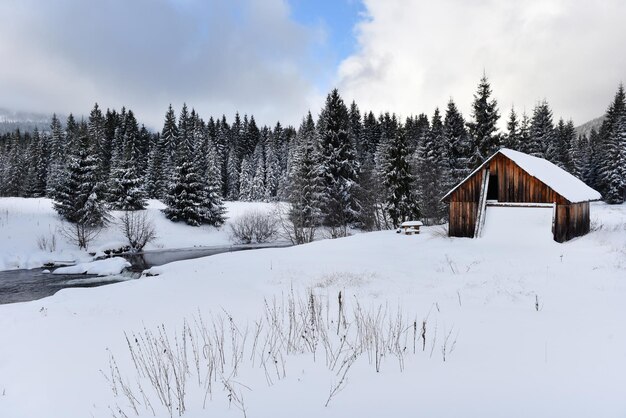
118;210;157;252
229;209;278;244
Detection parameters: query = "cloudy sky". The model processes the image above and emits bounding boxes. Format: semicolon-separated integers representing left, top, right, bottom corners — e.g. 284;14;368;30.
0;0;625;129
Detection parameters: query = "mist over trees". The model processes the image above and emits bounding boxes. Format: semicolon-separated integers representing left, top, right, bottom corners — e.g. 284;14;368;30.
1;76;624;238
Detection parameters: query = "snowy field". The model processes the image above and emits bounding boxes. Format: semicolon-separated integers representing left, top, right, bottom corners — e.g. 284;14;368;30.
0;201;625;417
0;198;277;271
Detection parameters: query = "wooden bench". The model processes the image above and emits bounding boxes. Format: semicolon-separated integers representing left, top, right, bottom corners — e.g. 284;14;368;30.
397;221;424;235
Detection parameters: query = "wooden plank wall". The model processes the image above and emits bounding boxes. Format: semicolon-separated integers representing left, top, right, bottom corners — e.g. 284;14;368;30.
447;153;590;241
554;201;590;242
447;170;484;237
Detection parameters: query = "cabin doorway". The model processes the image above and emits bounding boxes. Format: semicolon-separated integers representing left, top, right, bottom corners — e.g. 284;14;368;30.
487;174;499;201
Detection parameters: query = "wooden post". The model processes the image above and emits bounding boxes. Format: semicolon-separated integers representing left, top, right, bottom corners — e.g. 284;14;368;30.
474;168;490;238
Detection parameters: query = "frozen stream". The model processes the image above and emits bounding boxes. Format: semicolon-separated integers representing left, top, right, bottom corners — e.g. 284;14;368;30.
0;242;292;305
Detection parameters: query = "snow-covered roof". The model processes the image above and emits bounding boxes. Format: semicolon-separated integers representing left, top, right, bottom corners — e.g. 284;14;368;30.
400;221;423;227
442;148;602;203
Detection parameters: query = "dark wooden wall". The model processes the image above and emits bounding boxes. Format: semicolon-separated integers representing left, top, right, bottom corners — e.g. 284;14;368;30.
554;201;590;242
447;153;591;242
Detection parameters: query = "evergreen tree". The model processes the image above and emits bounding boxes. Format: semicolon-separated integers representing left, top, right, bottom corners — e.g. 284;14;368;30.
381;126;420;227
226;148;240;200
88;103;107;180
348;101;362;159
518;111;531;154
570;133;589;180
599;84;626;203
528;101;554;158
504;107;520;150
316;89;361;234
146;132;168;199
161;104;179;173
288;112;322;242
444;99;472;184
164;123;226;225
360;111;380;163
53;127;108;227
24;128;48;197
466;74;500;166
108;110;146;210
46;114;66;198
585;128;602;190
238;157;254;201
416;109;449;222
549;118;575;171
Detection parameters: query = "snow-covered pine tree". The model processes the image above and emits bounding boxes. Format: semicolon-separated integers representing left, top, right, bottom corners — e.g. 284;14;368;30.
348;101;362;160
466;74;500;167
570;132;589;180
107;110;147;210
145;132;168;199
381;126;420;227
416;109;449;223
504;107;520;150
161;104;179;175
248;143;266;201
444;99;472;184
163;122;217;226
1;131;26;196
216;117;231;198
199;138;226;226
518;111;531;154
528;101;554;159
598;84;626;203
46;114;66;198
163;163;204;226
548;118;575;171
584;128;602;190
238;157;254;201
24;128;48;197
226;147;240;200
288;112;323;243
87;104;107;179
360;111;380;163
316;89;361;235
53;125;108;227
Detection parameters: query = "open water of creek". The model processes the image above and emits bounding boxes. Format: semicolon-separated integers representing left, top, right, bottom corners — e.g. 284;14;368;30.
0;242;291;305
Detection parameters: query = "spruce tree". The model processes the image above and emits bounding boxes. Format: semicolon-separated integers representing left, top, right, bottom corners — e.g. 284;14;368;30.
599;84;626;203
381;126;420;227
53;127;108;227
416;109;449;222
518;111;531;154
164;121;226;226
466;74;500;166
504;107;520;150
25;129;48;197
288;112;322;242
46;114;65;198
108;110;146;210
444;99;472;184
528;101;554;158
316;89;361;234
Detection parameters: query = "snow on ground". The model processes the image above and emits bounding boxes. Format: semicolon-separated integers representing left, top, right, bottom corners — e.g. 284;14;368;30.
52;257;130;275
0;198;277;271
0;202;625;417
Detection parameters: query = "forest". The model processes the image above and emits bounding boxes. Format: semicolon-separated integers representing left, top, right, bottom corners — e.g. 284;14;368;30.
0;76;624;243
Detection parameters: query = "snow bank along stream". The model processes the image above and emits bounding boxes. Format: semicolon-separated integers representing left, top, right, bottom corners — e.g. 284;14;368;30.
0;242;292;305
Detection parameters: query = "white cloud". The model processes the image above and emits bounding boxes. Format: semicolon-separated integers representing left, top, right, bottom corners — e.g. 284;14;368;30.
0;0;325;128
337;0;626;125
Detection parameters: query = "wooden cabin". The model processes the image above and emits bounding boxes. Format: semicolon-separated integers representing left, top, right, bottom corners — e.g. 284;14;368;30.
442;148;601;242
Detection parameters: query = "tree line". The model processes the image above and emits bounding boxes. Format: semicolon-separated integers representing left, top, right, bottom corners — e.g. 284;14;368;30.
0;76;624;242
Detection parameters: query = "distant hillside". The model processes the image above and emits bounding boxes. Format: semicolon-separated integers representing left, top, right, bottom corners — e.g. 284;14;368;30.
575;116;605;138
0;108;54;134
